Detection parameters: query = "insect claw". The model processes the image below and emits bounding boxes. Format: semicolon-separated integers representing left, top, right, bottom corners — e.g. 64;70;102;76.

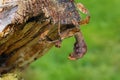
55;40;62;48
68;54;77;60
79;15;90;25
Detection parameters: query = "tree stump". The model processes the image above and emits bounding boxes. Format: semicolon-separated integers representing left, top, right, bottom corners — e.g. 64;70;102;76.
0;0;90;79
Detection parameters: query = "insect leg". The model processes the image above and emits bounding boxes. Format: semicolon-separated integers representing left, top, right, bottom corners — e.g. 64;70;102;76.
68;31;87;60
55;13;62;48
76;3;90;25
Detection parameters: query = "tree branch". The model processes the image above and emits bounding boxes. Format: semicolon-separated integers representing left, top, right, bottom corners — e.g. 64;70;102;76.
0;0;81;74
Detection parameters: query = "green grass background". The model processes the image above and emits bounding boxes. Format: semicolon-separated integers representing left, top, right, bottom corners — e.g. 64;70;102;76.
24;0;120;80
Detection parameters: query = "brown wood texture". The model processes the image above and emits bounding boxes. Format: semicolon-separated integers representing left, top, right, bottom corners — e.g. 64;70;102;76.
0;0;82;74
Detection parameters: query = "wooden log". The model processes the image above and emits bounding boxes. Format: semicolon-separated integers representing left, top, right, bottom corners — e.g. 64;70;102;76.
0;0;83;75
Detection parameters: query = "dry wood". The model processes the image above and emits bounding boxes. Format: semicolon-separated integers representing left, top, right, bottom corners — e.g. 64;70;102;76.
0;0;83;75
0;1;90;80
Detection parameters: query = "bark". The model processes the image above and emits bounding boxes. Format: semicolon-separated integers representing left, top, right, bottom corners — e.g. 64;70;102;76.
0;0;82;77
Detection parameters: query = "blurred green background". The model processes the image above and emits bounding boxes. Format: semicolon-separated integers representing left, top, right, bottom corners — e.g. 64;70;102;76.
24;0;120;80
